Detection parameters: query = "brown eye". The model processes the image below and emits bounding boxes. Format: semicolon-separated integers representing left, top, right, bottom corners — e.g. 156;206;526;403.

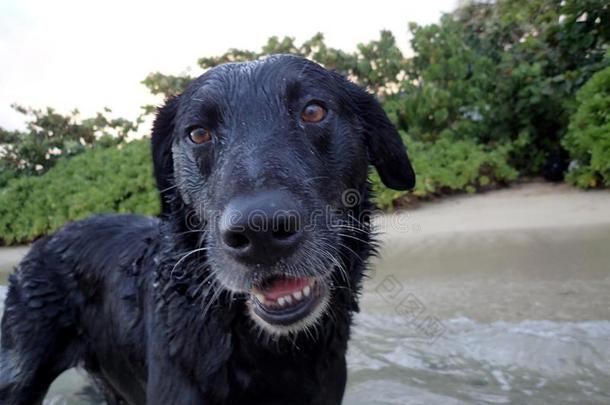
189;127;212;144
301;102;327;123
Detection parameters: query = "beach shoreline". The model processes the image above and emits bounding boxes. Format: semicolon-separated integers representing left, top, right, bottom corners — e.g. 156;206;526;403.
2;181;609;276
374;181;610;237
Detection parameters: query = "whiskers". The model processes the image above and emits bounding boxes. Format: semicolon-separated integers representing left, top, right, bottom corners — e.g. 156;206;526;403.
170;246;209;278
199;276;225;322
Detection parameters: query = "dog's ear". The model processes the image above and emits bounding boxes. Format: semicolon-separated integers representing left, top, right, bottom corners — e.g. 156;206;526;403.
151;95;180;215
343;80;415;190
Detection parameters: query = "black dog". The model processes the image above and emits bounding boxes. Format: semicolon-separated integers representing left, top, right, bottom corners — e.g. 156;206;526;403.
0;55;414;405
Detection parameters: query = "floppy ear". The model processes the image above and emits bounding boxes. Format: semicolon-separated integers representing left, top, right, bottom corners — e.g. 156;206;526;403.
151;95;181;215
345;82;416;190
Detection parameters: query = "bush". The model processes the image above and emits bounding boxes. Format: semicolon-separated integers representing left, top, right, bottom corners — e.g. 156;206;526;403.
0;164;19;188
0;105;140;178
0;130;519;243
562;65;610;188
400;0;609;175
0;140;159;245
372;133;518;209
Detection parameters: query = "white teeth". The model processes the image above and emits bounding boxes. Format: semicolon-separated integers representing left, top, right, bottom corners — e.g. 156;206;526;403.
252;280;316;308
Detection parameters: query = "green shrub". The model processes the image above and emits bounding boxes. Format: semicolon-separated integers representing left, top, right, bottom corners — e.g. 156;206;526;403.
0;130;518;243
398;0;609;175
0;140;159;245
372;133;518;209
562;66;610;188
0;164;19;188
0;105;140;178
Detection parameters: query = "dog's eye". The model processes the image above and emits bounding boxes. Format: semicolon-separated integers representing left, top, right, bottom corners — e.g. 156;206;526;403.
301;102;327;123
188;127;212;144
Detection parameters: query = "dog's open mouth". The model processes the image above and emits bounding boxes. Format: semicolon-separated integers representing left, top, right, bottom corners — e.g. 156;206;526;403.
250;275;327;327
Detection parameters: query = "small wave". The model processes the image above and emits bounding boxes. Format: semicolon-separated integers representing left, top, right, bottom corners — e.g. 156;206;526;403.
348;312;610;403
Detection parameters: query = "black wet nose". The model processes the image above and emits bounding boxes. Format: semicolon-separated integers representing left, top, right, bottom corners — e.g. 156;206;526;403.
219;191;304;264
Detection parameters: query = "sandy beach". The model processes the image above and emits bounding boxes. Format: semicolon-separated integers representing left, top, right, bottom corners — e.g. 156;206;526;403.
375;181;610;236
365;182;610;323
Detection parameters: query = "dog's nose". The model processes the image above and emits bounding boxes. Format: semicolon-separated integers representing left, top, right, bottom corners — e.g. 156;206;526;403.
219;191;304;265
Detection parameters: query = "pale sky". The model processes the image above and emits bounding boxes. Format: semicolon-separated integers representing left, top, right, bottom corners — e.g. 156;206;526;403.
0;0;456;132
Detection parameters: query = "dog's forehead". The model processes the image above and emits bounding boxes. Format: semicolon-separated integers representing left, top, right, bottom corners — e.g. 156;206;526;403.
195;55;328;96
215;55;315;77
214;55;298;74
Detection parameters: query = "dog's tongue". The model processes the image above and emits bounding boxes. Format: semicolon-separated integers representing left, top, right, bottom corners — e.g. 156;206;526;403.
260;277;310;301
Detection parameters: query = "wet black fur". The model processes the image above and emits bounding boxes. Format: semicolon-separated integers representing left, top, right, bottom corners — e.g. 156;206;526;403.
0;55;414;405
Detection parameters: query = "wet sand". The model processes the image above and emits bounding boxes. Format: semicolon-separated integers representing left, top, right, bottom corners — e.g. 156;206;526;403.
375;181;610;235
367;182;610;322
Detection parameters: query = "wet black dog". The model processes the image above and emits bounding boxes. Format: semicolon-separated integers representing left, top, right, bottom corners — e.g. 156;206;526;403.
0;55;414;405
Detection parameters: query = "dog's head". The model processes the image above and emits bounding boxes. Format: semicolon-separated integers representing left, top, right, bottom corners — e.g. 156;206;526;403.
152;55;414;335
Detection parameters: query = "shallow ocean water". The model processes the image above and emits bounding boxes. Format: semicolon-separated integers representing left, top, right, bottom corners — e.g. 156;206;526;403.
345;314;610;404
